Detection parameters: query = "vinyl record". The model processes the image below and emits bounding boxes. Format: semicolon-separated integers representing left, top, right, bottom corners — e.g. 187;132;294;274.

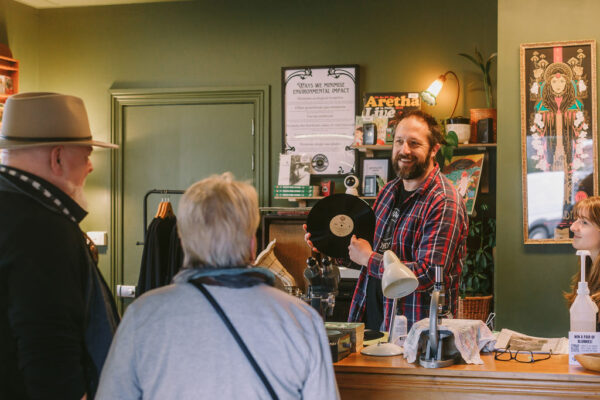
306;193;375;258
311;153;329;172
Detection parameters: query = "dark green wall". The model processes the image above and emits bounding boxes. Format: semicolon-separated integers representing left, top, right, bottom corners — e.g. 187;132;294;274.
497;0;599;336
6;0;497;288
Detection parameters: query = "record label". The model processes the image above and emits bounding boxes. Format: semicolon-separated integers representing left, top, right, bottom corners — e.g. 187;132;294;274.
329;214;354;237
307;193;375;258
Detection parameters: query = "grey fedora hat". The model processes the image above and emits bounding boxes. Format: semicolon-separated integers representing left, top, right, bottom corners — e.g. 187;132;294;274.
0;92;118;149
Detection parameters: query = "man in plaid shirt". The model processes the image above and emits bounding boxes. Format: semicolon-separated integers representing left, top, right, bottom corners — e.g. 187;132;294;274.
347;110;468;331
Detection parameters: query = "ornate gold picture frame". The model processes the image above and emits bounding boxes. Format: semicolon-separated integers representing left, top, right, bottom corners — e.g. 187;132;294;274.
520;40;598;244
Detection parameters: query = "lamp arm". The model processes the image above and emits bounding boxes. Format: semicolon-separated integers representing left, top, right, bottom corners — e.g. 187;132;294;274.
387;297;398;343
444;71;460;118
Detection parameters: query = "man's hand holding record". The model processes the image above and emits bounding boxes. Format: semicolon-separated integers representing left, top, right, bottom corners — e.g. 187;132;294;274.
305;194;375;259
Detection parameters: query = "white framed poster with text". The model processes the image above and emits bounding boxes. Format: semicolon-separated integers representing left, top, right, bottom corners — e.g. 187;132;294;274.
282;65;359;175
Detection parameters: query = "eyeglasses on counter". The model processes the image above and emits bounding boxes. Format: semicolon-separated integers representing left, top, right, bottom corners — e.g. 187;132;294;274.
494;345;552;363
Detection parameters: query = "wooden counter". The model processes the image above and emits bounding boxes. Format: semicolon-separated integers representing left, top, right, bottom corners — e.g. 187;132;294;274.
334;353;600;399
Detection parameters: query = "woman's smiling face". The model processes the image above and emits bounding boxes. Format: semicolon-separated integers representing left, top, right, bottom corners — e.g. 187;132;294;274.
571;212;600;255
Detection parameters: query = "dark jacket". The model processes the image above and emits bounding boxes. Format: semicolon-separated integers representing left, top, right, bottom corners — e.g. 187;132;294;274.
0;165;120;399
137;216;183;297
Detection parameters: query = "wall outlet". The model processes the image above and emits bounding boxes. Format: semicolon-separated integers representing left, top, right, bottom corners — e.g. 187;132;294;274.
117;285;136;298
87;231;107;246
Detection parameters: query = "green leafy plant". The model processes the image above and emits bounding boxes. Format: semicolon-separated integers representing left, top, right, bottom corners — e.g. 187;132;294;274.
438;121;459;168
458;48;497;108
460;202;496;297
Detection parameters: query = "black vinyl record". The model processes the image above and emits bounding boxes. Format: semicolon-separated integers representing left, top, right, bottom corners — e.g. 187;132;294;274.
306;193;375;258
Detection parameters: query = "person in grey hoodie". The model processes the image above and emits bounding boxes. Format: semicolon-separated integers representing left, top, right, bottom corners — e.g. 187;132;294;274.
96;172;339;400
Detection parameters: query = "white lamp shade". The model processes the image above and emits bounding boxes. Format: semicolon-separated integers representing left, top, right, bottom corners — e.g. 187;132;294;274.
420;77;445;106
382;250;418;299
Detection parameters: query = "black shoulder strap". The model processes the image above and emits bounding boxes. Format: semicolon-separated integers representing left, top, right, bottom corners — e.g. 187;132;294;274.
189;279;279;400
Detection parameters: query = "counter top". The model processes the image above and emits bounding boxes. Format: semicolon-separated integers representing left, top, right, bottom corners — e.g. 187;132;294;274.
334;353;600;399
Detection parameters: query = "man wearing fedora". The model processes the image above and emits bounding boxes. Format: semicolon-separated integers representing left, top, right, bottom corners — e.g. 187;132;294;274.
0;93;120;399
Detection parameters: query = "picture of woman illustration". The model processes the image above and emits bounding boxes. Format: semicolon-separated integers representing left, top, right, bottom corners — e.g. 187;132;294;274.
531;61;589;207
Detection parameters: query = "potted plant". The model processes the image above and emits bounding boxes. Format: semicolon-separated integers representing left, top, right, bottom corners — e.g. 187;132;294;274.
458;48;497;143
437;122;459;168
458;202;496;322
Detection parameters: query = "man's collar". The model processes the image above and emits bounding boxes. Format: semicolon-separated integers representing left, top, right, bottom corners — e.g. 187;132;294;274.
390;163;440;196
0;164;87;223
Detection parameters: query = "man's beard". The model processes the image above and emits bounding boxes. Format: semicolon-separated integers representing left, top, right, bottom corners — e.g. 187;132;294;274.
393;151;431;180
65;181;88;210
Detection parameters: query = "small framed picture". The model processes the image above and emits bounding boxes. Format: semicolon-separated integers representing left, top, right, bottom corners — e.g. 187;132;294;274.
363;175;377;196
361;158;391;195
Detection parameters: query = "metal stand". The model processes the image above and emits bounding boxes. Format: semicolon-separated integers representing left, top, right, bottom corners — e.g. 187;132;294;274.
135;189;184;245
418;268;457;368
303;256;340;319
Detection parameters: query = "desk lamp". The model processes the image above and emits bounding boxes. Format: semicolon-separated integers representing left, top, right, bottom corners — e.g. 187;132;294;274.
361;251;418;356
420;71;460;118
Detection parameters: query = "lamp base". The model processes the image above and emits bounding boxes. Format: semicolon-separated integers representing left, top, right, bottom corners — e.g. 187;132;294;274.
360;342;403;357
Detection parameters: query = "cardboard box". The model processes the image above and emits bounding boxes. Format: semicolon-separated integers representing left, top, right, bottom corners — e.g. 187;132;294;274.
325;322;365;353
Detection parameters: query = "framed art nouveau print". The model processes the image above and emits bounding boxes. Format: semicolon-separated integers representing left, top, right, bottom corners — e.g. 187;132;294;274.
520;40;598;243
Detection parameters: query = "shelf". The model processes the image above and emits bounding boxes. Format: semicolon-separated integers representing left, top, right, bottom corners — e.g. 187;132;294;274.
353;143;497;156
457;143;497;148
275;195;376;207
0;55;17;63
353;144;392;151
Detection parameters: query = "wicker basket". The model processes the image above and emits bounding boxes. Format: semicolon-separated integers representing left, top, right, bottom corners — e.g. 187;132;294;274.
457;295;493;322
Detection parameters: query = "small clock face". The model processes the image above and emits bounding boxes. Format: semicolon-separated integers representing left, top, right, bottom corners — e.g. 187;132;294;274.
329;214;354;237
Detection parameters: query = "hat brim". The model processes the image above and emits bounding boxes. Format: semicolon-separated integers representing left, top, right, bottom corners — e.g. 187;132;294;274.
0;138;118;149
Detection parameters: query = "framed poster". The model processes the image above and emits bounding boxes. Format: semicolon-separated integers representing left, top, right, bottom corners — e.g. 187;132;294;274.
520;40;598;243
282;65;359;175
442;153;485;215
361;158;390;196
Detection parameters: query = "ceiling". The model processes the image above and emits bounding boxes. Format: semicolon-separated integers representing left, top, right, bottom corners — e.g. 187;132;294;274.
14;0;181;8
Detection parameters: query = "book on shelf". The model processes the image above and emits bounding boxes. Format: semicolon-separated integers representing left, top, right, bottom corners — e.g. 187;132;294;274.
361;92;421;143
278;153;313;186
273;185;320;197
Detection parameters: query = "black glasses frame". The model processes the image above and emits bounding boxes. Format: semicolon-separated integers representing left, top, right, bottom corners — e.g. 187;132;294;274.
494;346;552;363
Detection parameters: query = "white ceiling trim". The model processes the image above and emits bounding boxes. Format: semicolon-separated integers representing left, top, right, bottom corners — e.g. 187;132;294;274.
14;0;182;9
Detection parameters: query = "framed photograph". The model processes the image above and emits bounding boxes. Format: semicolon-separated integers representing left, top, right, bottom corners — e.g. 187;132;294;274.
282;65;359;175
520;40;598;243
361;158;390;196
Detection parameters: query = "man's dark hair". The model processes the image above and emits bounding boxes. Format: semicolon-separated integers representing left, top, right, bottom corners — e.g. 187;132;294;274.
396;110;446;147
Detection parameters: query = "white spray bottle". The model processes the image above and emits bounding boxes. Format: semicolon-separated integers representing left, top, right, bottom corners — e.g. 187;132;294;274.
570;250;598;332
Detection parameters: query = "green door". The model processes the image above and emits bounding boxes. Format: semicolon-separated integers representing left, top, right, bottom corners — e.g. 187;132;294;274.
121;102;255;287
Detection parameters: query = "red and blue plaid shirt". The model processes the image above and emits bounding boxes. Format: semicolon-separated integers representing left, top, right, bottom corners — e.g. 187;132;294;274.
348;164;468;331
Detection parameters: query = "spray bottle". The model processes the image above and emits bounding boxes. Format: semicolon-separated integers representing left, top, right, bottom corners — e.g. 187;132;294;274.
570;250;599;332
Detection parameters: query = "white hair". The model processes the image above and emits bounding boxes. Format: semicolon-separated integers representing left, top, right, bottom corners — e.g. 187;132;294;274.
177;172;259;269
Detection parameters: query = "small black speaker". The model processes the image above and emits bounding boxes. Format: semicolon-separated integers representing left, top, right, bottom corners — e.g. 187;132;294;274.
477;118;494;143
